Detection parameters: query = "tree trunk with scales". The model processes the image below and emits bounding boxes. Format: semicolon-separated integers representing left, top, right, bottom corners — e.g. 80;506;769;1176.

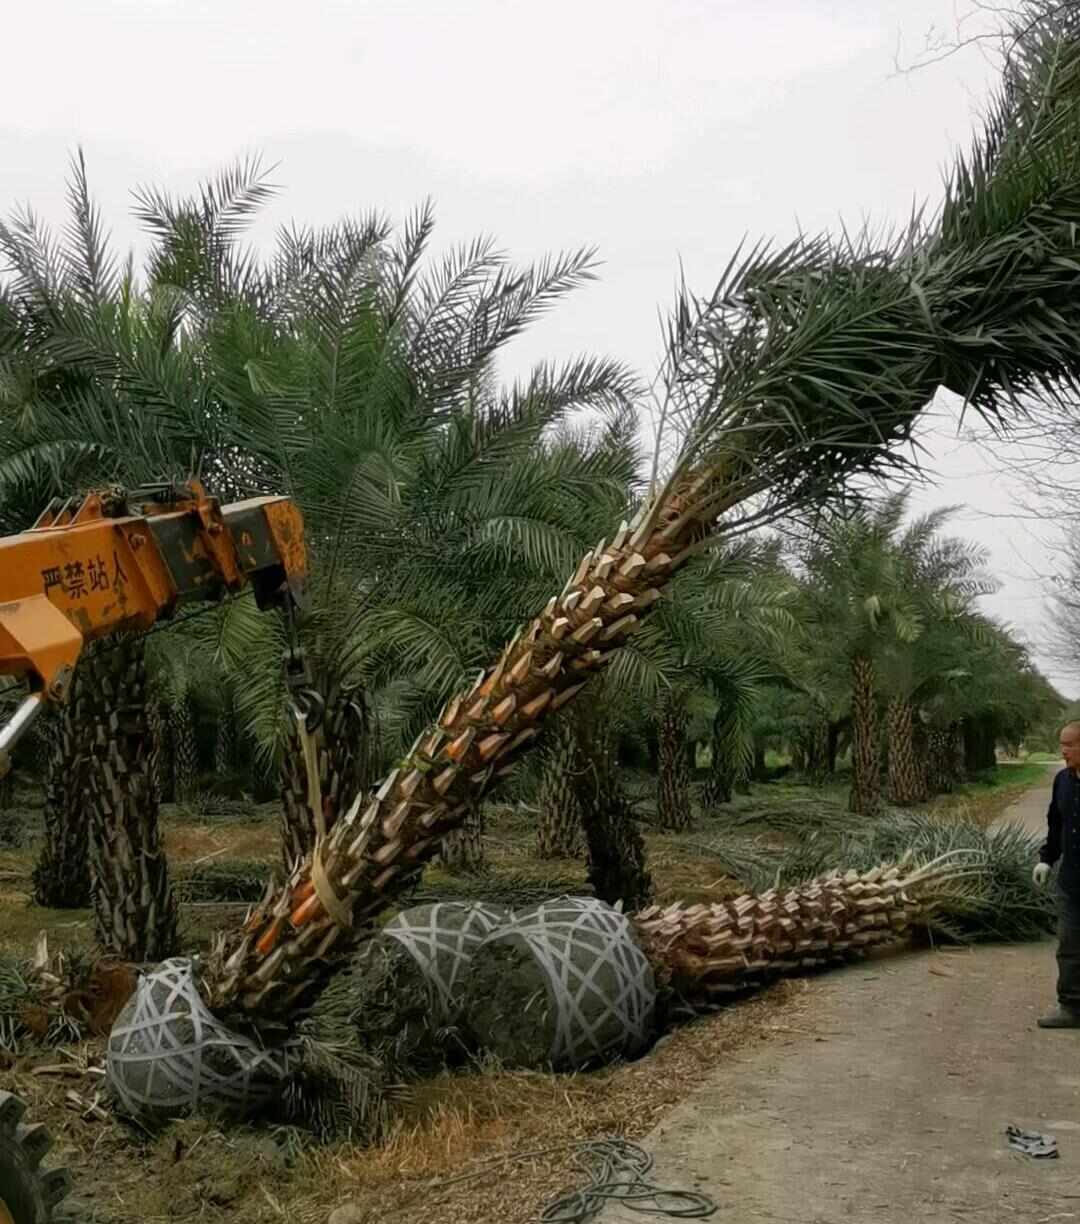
657;694;692;831
146;698;169;805
440;797;486;873
84;636;178;961
886;697;924;806
280;680;372;872
848;655;880;816
535;719;583;859
805;719;830;786
926;729;953;795
570;715;654;913
33;671;92;908
701;736;733;811
215;691;237;777
949;721;966;786
171;694;198;803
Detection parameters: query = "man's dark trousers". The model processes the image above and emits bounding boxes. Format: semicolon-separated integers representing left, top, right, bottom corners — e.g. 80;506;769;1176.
1058;886;1080;1012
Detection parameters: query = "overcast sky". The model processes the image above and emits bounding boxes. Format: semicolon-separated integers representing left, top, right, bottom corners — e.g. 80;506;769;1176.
4;1;1070;694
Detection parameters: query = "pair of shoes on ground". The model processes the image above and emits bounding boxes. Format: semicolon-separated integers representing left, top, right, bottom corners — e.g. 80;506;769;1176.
1038;1005;1080;1028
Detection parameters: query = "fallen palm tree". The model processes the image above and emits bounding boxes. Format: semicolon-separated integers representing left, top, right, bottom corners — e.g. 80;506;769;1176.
197;7;1080;1029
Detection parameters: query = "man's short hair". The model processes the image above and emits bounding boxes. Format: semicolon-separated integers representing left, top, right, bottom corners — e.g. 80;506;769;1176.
1062;720;1080;738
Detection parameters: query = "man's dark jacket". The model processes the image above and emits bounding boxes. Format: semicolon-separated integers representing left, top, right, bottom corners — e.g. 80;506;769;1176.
1040;767;1080;895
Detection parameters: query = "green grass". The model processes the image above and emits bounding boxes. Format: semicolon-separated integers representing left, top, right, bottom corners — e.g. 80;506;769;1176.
963;761;1055;791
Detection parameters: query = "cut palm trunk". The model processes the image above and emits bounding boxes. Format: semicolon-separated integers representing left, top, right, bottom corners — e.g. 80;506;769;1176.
886;697;924;806
84;636;178;962
33;670;92;908
632;857;961;1008
535;719;583;859
657;695;692;831
280;681;371;871
848;656;880;816
203;25;1080;1022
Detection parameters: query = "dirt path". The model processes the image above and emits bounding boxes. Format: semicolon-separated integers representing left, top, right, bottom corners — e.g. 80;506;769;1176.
603;768;1080;1224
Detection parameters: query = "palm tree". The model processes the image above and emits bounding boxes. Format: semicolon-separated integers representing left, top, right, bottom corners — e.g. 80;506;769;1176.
200;8;1080;1025
877;513;997;804
0;156;267;954
792;494;924;815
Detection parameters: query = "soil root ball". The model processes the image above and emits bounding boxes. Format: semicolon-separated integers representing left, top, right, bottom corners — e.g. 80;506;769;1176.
310;902;511;1070
462;896;656;1070
106;958;292;1124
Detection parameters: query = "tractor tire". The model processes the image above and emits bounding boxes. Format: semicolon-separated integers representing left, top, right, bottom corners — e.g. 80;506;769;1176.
0;1091;72;1224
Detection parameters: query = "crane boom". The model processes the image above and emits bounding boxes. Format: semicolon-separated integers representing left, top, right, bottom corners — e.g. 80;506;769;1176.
0;481;310;775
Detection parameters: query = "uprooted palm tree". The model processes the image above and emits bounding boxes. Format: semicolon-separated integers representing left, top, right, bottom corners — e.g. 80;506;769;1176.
196;6;1080;1026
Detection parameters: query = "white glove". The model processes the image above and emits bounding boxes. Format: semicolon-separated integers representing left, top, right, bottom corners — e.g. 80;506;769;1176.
1033;862;1052;888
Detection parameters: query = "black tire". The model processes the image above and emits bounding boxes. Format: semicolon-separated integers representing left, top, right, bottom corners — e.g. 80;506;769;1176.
0;1091;72;1223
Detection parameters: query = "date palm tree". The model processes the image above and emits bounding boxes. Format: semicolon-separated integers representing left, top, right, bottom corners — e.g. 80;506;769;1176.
792;493;924;815
199;6;1080;1025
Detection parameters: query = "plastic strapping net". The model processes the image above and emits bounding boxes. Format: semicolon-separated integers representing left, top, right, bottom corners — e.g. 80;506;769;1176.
106;958;291;1119
383;902;510;1011
484;896;655;1065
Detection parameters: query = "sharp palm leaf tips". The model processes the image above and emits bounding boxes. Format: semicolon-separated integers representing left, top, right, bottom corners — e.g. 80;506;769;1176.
203;10;1080;1023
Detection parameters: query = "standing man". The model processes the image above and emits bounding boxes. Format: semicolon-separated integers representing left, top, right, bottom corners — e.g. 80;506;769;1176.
1034;720;1080;1027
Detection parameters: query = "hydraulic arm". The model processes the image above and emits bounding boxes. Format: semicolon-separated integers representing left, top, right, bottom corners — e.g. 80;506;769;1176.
0;481;312;776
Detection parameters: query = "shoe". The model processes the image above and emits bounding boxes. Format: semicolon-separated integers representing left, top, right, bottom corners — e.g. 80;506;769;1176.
1038;1006;1080;1028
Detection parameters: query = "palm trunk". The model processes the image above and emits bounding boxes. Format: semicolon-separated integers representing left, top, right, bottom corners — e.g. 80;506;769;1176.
633;857;960;1008
535;719;583;858
280;681;371;872
949;721;966;785
215;695;237;776
912;716;930;802
806;719;830;786
848;655;880;816
84;636;177;961
33;675;92;908
171;695;198;803
571;718;653;912
926;728;952;795
701;734;733;811
657;694;692;831
886;697;923;806
827;722;842;775
147;698;168;806
200;480;787;1020
440;798;486;873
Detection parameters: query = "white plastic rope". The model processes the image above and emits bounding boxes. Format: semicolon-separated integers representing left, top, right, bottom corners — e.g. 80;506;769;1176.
482;897;655;1066
384;902;509;1010
107;958;291;1120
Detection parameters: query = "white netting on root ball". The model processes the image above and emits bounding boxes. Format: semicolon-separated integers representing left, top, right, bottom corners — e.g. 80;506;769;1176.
307;901;512;1070
383;901;511;1011
462;896;656;1070
106;958;292;1123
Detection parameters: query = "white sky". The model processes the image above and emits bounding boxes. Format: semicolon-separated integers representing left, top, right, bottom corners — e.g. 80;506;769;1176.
3;0;1070;693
